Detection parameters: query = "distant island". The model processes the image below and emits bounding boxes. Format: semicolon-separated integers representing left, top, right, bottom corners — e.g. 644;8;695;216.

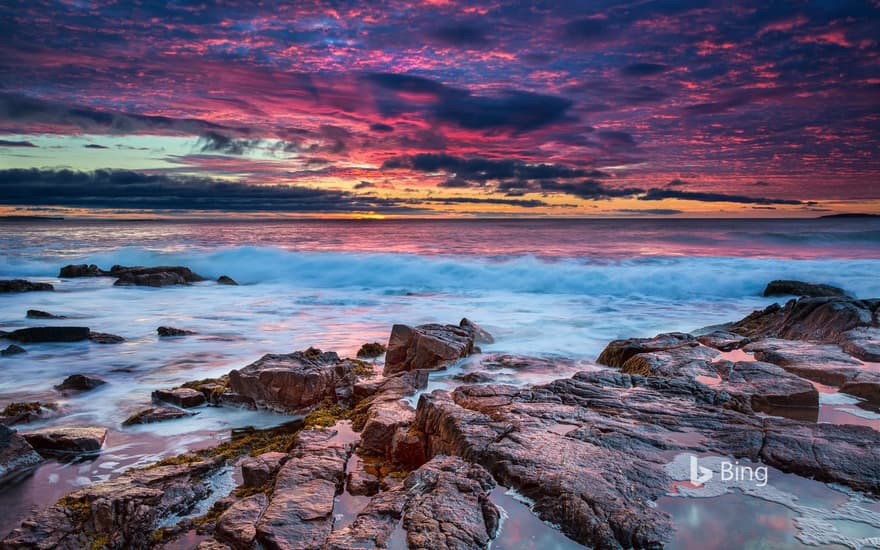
0;215;65;221
819;213;880;219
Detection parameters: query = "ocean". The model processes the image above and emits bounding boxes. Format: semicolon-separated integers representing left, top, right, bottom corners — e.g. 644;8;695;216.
1;217;879;547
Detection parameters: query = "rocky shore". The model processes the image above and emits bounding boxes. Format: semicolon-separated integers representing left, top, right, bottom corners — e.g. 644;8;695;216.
1;274;879;549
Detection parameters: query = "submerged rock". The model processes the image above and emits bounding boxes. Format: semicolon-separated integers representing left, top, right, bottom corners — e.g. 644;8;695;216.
88;331;125;344
114;271;187;287
227;349;357;413
123;406;197;426
384;323;475;376
152;387;207;408
0;425;42;485
0;402;57;426
58;264;104;278
1;344;26;356
356;342;386;358
26;309;65;319
217;275;238;286
2;455;225;549
55;374;106;393
109;264;205;283
763;279;849;298
0;279;53;293
22;426;107;455
157;326;196;337
3;326;90;343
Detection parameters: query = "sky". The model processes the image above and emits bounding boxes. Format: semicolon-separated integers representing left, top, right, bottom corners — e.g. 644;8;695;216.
0;0;878;218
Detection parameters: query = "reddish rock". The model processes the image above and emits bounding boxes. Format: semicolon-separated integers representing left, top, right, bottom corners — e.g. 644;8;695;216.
0;425;42;484
22;426;107;455
152;387;206;408
215;493;269;550
597;332;696;367
240;452;287;488
384;323;474;376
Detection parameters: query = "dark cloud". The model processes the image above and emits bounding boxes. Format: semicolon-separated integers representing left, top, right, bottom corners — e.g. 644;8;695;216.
369;122;394;133
620;63;668;77
596;130;637;147
0;168;417;213
353;181;374;189
366;73;573;133
427;196;548;208
0;139;37;147
616;208;683;215
562;17;610;45
539;179;643;199
198;131;263;155
427;23;489;48
640;188;803;205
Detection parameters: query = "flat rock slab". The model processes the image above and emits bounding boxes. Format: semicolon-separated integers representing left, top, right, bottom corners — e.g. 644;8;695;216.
22;426;108;455
414;370;880;549
228;349;357;413
839;327;880;362
256;429;353;549
123;406;197;426
384;323;475;376
216;493;269;549
152;387;206;408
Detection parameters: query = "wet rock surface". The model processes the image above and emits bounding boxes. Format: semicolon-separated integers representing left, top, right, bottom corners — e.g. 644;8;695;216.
3;326;90;343
0;425;42;485
1;345;26;356
356;342;386;358
55;374;106;393
459;318;494;344
22;427;108;456
217;275;238;286
384;323;475;376
58;264;104;278
1;455;225;549
122;406;197;426
25;310;65;319
0;280;53;293
157;326;197;337
227;349;357;413
153;387;207;408
88;331;125;344
763;279;849;298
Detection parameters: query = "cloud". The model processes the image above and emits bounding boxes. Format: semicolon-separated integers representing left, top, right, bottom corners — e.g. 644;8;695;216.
616;208;683;215
0;139;37;147
539;179;643;199
640;188;803;205
427;23;489;48
0;168;417;213
369;122;394;133
198;131;264;155
383;154;609;183
562;17;611;46
620;63;668;77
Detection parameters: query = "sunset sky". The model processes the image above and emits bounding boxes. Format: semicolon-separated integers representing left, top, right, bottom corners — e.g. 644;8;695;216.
1;0;878;217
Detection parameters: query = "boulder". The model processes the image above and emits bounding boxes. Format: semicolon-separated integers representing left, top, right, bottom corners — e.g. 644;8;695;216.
114;271;187;287
109;265;205;282
597;332;696;367
0;279;53;293
0;425;42;484
88;331;124;344
215;493;269;550
55;374;106;392
459;317;495;344
1;344;26;356
240;452;287;488
346;459;381;496
764;279;849;298
26;310;65;319
123;406;197;426
359;400;415;459
0;402;56;426
152;387;206;408
58;264;104;278
4;326;90;343
2;455;225;549
22;426;107;455
730;296;877;343
227;349;357;413
356;342;386;359
217;275;238;286
256;430;352;549
384;323;474;376
157;326;196;337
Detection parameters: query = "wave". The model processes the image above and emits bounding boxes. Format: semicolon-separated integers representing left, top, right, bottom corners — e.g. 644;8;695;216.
3;246;880;300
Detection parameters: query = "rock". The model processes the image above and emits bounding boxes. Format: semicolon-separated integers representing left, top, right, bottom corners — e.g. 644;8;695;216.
256;429;352;549
413;370;880;549
157;326;196;337
359;400;415;459
721;360;819;413
0;402;56;426
327;456;498;550
55;374;106;392
346;459;381;496
22;426;107;455
746;338;880;403
384;323;475;376
59;264;104;278
114;271;187;287
838;327;880;362
0;425;42;484
454;371;495;383
730;296;876;343
3;326;90;343
123;406;197;426
26;309;65;319
764;279;848;298
240;452;287;488
215;493;269;550
597;332;696;367
227;349;357;413
217;275;238;285
0;279;54;293
696;330;750;351
88;331;125;344
353;370;428;404
152;387;207;408
2;455;225;549
109;264;205;282
1;344;26;356
356;342;386;358
390;427;426;469
460;317;495;344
